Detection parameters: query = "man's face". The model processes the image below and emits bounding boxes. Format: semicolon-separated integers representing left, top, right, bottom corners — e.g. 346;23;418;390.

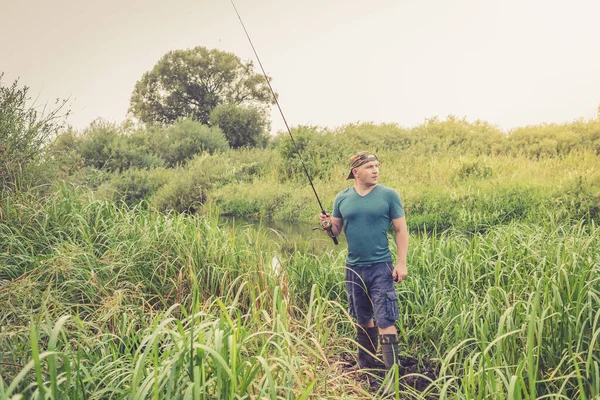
353;160;379;185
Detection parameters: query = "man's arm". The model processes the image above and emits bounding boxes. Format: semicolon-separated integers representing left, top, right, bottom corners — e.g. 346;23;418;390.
391;216;408;283
330;216;343;236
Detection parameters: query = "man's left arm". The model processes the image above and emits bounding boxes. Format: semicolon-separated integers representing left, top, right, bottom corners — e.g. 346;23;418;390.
391;216;408;283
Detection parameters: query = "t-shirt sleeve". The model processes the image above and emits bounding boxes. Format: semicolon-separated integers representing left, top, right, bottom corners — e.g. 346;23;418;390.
389;189;405;219
332;194;342;218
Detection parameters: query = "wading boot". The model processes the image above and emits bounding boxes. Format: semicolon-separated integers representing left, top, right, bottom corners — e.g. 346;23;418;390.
379;334;400;396
357;326;380;369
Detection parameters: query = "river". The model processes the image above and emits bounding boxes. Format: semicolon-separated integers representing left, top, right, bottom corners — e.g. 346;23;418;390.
218;215;348;254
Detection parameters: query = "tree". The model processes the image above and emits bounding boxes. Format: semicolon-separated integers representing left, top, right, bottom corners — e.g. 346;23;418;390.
129;47;275;125
209;104;269;149
0;73;69;191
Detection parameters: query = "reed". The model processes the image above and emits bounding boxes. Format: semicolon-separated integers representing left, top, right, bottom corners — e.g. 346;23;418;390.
1;185;599;398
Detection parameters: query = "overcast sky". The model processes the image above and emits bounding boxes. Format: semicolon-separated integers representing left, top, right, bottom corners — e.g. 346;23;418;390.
2;0;599;134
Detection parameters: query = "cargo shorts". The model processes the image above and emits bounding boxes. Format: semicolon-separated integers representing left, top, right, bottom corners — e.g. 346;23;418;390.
345;262;399;328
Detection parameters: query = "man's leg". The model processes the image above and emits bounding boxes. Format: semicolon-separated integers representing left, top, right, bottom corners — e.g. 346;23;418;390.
357;321;380;369
378;325;399;371
346;266;380;369
370;263;401;371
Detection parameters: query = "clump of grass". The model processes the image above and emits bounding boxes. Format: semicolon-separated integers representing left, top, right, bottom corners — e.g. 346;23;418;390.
1;185;599;398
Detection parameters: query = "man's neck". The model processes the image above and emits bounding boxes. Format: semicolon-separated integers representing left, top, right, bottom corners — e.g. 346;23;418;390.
354;182;377;196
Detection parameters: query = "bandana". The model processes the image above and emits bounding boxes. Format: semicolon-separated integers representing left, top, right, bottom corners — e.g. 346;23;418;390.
347;152;378;179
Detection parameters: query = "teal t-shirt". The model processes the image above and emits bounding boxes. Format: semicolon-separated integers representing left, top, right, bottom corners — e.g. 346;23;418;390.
332;184;404;266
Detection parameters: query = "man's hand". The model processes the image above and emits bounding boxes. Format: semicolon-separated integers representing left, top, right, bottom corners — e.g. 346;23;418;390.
392;262;408;283
319;212;332;229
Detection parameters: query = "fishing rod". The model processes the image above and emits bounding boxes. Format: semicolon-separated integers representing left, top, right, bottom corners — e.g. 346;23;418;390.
230;0;338;245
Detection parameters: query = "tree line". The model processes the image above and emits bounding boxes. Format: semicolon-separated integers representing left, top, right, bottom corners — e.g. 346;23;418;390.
2;46;599;213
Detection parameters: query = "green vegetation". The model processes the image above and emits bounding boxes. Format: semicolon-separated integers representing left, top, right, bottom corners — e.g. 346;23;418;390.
1;75;600;398
45;114;599;229
1;186;599;398
0;74;69;192
128;47;274;126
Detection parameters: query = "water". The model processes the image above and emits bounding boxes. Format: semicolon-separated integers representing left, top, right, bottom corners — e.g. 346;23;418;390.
218;215;347;255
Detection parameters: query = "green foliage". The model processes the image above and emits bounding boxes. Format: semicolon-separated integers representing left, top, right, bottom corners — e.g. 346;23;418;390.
71;118;228;175
333;122;414;151
409;115;506;155
506;119;600;158
128;46;275;125
34;111;600;231
149;117;229;166
76;119;164;172
149;173;203;213
552;176;600;221
209;103;268;149
277;125;353;182
0;74;69;191
96;168;172;207
147;155;219;213
212;181;296;219
1;186;600;398
75;119;118;169
46;129;84;180
456;160;493;180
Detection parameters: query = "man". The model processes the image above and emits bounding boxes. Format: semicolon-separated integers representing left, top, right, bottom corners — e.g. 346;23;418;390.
319;151;408;387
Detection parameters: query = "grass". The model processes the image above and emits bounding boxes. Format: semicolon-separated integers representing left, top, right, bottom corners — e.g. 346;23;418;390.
207;150;600;231
1;184;599;398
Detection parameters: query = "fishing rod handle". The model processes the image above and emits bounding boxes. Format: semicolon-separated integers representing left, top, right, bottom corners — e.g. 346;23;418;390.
330;233;339;245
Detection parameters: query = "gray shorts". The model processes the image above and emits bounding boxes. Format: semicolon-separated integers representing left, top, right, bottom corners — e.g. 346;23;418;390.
346;262;399;328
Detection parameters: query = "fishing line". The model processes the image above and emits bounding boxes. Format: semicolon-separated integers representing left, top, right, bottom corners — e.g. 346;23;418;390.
230;0;338;245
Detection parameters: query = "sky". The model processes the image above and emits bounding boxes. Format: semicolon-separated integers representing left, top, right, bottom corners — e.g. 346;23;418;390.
2;0;600;135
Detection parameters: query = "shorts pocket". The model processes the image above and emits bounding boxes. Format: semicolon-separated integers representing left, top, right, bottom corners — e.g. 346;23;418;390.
385;291;399;321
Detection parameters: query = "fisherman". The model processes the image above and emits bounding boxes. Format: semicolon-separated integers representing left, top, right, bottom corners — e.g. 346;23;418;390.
319;151;409;390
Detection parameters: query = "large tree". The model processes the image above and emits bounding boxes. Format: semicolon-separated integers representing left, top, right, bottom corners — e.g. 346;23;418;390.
129;47;275;125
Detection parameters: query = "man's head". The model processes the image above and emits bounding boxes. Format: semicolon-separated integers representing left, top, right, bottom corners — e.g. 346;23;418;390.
347;151;379;180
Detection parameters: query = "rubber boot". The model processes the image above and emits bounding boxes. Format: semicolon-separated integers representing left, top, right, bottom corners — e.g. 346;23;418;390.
379;334;399;396
380;334;399;370
357;326;380;369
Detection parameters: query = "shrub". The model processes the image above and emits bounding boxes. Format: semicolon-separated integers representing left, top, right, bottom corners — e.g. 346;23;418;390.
77;119;163;172
149;171;204;213
96;168;172;207
209;104;269;149
149;118;229;166
0;74;69;191
457;160;493;179
277;126;352;182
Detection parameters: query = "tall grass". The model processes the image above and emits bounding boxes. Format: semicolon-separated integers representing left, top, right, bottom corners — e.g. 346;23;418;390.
1;185;599;398
53;116;600;228
208;149;600;230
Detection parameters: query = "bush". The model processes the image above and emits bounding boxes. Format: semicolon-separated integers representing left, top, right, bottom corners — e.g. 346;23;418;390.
96;168;172;207
209;104;269;149
277;126;352;182
149;171;204;213
552;176;600;222
506;118;600;158
0;74;69;191
456;160;493;179
334;122;414;151
77;119;164;172
149;118;229;166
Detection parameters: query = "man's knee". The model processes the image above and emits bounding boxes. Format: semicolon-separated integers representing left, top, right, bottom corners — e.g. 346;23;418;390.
378;324;397;335
358;320;375;328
